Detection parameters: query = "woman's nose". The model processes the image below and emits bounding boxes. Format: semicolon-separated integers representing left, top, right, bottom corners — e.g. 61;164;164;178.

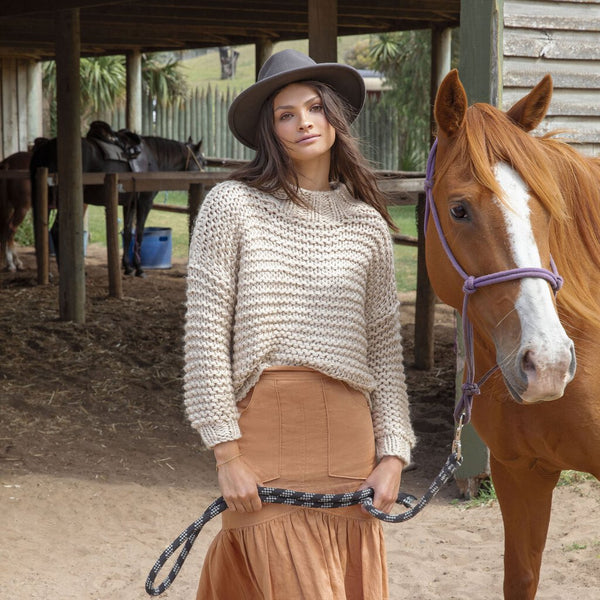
298;114;313;130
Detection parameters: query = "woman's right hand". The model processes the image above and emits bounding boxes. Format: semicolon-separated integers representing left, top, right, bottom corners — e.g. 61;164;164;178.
214;441;263;512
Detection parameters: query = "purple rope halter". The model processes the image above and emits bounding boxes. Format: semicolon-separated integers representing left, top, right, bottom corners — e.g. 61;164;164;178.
424;139;564;424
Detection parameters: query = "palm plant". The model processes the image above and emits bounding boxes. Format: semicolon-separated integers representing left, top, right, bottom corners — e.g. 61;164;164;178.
41;53;187;136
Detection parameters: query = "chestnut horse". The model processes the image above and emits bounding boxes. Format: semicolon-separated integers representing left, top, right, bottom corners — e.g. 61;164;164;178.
426;70;600;599
0;151;32;272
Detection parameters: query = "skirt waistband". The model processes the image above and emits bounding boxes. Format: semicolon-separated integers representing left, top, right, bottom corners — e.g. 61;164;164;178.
261;366;335;381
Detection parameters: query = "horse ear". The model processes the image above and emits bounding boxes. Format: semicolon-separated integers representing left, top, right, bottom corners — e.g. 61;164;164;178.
187;135;193;144
434;69;468;138
506;74;553;132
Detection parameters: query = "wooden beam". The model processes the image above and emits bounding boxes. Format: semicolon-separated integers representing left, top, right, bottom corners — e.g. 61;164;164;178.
56;8;85;323
308;0;337;63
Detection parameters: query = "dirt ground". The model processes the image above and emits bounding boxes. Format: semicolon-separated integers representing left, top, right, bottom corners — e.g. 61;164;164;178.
1;245;599;600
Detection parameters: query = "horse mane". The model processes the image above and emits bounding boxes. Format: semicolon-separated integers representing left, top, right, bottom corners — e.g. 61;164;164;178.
438;103;600;330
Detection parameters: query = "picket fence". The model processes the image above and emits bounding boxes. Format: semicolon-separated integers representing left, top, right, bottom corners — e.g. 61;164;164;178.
96;87;403;170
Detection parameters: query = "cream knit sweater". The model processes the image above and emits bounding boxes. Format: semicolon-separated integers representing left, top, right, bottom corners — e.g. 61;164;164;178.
184;180;416;464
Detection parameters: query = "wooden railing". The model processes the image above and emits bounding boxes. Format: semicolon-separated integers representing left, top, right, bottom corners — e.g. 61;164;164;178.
3;165;434;368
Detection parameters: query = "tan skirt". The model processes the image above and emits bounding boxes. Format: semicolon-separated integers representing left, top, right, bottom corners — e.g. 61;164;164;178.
197;367;389;600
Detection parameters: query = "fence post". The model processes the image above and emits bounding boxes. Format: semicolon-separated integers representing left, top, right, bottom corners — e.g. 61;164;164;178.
104;173;122;298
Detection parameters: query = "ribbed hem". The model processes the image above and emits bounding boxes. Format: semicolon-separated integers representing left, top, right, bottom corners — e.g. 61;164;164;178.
376;434;413;466
195;420;242;449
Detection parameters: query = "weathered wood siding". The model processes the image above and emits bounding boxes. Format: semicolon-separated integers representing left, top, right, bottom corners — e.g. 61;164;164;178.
503;0;600;156
0;58;43;159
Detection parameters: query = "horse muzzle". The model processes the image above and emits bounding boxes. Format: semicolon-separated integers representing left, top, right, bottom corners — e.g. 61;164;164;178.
498;338;577;404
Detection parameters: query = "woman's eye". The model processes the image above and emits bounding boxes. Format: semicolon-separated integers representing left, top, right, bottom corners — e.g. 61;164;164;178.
310;104;323;112
280;113;292;120
450;204;469;220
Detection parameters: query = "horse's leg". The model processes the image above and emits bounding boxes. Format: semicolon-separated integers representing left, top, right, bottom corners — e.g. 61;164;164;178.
121;195;135;275
133;192;155;278
491;455;560;600
10;204;29;271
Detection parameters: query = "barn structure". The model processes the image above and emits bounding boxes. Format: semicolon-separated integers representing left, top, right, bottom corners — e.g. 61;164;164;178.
0;0;599;481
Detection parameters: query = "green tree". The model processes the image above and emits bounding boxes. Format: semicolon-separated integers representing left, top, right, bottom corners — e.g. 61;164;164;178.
343;39;375;70
369;31;431;170
42;53;187;136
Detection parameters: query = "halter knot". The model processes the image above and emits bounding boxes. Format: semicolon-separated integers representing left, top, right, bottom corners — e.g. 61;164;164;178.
462;276;477;295
553;273;564;292
461;382;481;397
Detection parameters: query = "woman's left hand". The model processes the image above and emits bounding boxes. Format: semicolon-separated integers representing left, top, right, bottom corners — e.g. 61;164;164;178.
358;455;406;515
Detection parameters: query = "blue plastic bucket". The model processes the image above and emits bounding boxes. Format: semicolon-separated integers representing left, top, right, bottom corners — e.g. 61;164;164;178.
125;227;172;269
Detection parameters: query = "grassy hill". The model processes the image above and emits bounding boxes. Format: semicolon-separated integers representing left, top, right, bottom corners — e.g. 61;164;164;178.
179;35;370;93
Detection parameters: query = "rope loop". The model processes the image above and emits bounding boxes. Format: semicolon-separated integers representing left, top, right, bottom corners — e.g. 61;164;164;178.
462;276;477;295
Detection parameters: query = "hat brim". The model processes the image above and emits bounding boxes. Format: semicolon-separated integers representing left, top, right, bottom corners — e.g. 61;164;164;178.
228;63;366;150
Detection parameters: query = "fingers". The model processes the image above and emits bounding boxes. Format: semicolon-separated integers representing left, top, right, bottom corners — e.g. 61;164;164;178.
226;488;262;512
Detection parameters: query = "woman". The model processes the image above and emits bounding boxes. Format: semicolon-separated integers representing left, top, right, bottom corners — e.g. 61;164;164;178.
184;49;416;599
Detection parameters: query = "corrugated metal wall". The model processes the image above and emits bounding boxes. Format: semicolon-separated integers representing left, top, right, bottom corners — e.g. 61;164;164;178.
503;0;600;156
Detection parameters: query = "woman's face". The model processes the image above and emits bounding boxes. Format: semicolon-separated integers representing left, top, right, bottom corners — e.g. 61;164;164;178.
272;83;336;167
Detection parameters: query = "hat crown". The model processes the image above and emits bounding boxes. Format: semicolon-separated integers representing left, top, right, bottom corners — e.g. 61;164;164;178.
258;49;318;83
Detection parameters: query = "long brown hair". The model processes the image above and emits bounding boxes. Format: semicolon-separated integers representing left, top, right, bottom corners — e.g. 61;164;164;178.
230;80;396;230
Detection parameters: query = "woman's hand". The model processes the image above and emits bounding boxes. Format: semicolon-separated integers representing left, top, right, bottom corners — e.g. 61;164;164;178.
358;455;405;515
214;441;263;513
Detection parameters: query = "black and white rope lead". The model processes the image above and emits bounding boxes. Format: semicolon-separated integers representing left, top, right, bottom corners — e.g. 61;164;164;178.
145;451;462;596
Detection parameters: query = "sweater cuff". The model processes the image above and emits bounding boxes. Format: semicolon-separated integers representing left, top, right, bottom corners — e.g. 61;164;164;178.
195;420;242;449
376;433;413;466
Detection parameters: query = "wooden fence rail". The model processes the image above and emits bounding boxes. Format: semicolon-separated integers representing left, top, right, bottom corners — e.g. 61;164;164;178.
25;167;434;368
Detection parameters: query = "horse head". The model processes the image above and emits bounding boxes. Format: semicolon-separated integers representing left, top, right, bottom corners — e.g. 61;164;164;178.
185;137;207;171
427;69;576;405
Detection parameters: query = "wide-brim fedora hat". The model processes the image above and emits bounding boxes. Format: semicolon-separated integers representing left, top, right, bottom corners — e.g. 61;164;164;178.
228;49;366;149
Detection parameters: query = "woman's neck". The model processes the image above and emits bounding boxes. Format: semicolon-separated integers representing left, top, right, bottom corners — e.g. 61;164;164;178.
293;156;331;191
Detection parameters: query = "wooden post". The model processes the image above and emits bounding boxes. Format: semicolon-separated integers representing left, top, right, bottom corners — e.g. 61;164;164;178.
308;0;337;62
26;60;44;143
55;8;85;323
414;25;453;370
34;166;49;285
188;183;204;243
104;173;122;298
126;49;142;133
255;38;273;79
414;191;435;369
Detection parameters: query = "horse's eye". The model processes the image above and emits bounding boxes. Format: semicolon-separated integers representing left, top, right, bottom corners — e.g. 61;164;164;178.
450;204;469;220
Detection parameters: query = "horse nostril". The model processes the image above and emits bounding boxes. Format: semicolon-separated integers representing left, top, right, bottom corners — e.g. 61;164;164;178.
521;350;536;375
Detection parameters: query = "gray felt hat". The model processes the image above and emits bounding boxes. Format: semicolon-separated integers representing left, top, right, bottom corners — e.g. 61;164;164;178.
228;49;366;149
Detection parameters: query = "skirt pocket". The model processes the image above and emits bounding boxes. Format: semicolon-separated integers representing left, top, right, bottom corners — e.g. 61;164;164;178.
236;380;281;483
325;381;376;480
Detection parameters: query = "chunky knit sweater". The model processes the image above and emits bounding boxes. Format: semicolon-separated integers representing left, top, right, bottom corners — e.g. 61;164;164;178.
183;180;416;464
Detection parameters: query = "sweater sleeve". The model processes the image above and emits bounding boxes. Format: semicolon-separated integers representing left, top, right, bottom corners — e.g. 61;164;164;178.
183;183;242;448
365;223;417;464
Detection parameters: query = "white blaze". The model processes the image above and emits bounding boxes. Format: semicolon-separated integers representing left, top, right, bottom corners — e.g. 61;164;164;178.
493;163;572;394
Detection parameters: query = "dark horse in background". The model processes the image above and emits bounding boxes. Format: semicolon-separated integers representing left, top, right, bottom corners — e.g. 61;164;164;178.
0;151;32;272
30;124;206;276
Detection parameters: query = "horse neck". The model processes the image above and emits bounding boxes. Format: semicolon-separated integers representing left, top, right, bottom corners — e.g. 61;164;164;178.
143;137;188;171
546;142;600;328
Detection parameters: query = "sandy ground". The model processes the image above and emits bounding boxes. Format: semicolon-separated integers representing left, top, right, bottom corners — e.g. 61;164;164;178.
1;246;599;599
